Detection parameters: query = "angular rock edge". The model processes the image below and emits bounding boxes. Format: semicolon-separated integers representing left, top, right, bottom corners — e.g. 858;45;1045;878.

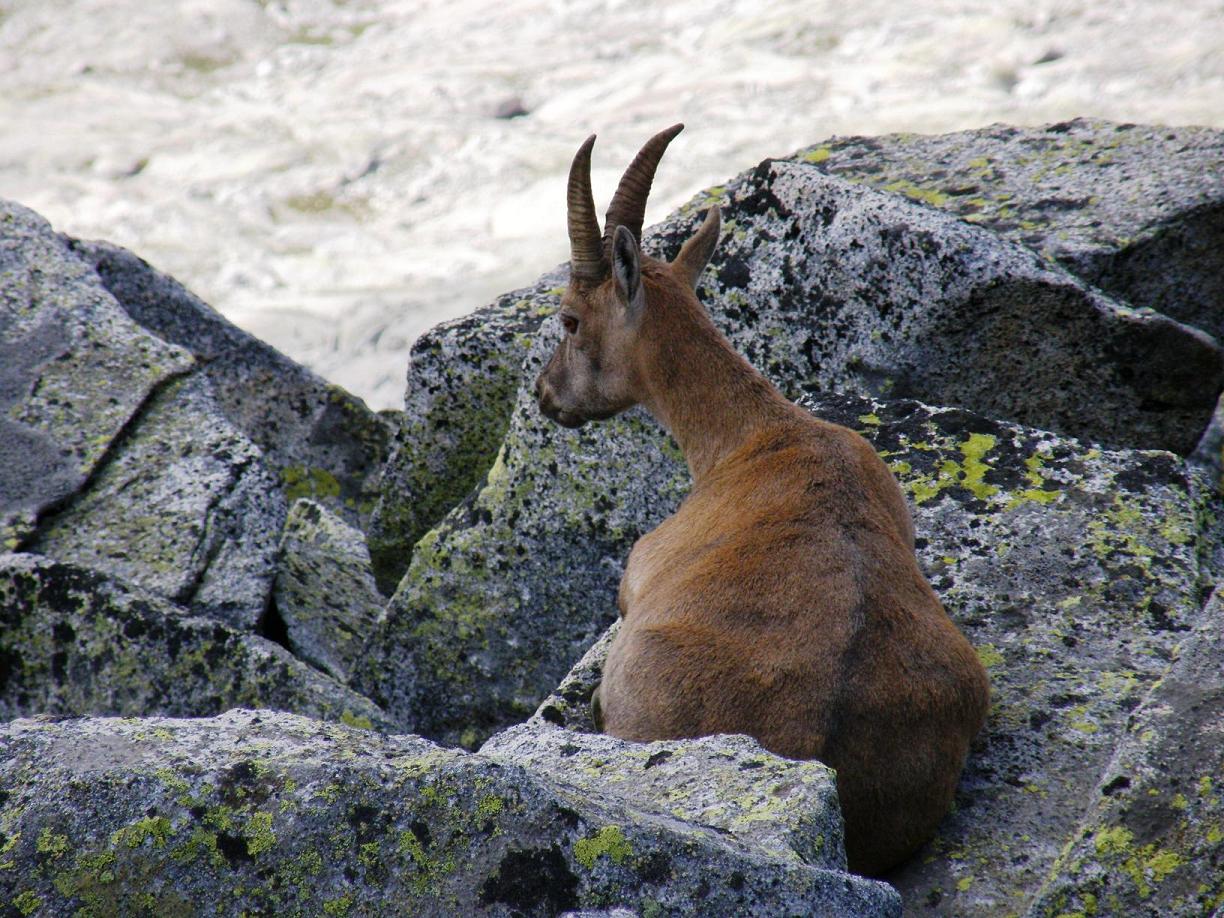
0;709;900;917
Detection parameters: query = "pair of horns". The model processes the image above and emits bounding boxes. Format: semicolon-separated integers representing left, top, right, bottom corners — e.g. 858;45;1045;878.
567;123;684;282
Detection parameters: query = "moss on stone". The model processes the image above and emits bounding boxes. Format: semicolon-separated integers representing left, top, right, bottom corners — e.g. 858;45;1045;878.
243;811;277;858
882;178;951;207
111;815;173;850
975;644;1005;670
573;825;633;869
11;890;40;915
36;827;69;859
282;465;343;504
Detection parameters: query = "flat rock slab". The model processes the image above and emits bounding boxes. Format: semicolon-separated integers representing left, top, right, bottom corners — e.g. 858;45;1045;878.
0;201;194;549
0;553;390;731
796;118;1224;340
274;498;386;684
73;239;392;535
0;709;900;917
483;724;848;873
1027;588;1224;917
28;372;283;630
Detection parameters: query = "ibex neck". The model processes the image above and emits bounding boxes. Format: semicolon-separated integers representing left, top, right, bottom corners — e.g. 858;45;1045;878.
639;309;792;483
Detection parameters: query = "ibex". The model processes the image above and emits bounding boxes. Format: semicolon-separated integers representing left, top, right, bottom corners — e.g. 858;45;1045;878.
534;124;990;877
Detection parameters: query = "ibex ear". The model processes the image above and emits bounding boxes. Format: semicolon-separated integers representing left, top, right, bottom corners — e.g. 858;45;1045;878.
672;206;721;290
611;225;645;317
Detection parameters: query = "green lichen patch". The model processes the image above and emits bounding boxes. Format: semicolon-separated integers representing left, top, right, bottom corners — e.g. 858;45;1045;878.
111;815;173;850
573;825;632;869
242;811;277;857
36;827;69;859
339;711;374;730
11;890;41;915
282;465;342;504
881;178;952;208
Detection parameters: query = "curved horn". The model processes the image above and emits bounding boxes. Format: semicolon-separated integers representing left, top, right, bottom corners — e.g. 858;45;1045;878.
567;134;607;282
603;123;684;256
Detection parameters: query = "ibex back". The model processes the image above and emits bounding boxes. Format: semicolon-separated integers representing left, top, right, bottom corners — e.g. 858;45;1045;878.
535;124;990;877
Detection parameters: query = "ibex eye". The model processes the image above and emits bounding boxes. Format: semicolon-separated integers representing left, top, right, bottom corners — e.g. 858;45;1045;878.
560;314;579;335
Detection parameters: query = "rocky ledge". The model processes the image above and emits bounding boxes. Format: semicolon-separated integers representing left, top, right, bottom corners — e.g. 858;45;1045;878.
2;118;1223;916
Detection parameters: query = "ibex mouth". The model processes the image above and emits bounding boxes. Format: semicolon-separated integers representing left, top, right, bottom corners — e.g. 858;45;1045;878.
544;406;588;429
536;393;588;429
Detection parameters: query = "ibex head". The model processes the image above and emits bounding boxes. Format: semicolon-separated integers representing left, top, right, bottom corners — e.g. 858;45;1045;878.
535;124;722;428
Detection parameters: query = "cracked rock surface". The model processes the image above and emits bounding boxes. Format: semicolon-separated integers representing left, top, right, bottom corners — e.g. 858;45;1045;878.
0;710;899;917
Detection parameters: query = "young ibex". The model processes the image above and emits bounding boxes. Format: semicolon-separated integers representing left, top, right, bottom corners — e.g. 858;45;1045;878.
535;124;990;877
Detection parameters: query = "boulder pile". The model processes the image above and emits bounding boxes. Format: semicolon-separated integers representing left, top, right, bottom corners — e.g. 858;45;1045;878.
2;119;1222;916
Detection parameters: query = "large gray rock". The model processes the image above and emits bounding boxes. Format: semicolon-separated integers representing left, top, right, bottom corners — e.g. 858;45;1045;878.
274;498;386;684
28;372;283;630
775;395;1214;916
0;552;391;731
655;158;1221;454
483;724;849;873
0;201;194;550
355;388;690;747
366;268;565;593
1027;587;1224;917
0;709;900;917
73;239;392;536
2;205;399;629
797;118;1224;341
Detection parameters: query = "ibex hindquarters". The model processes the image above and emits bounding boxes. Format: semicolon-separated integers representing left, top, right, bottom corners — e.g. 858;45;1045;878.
535;125;990;877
